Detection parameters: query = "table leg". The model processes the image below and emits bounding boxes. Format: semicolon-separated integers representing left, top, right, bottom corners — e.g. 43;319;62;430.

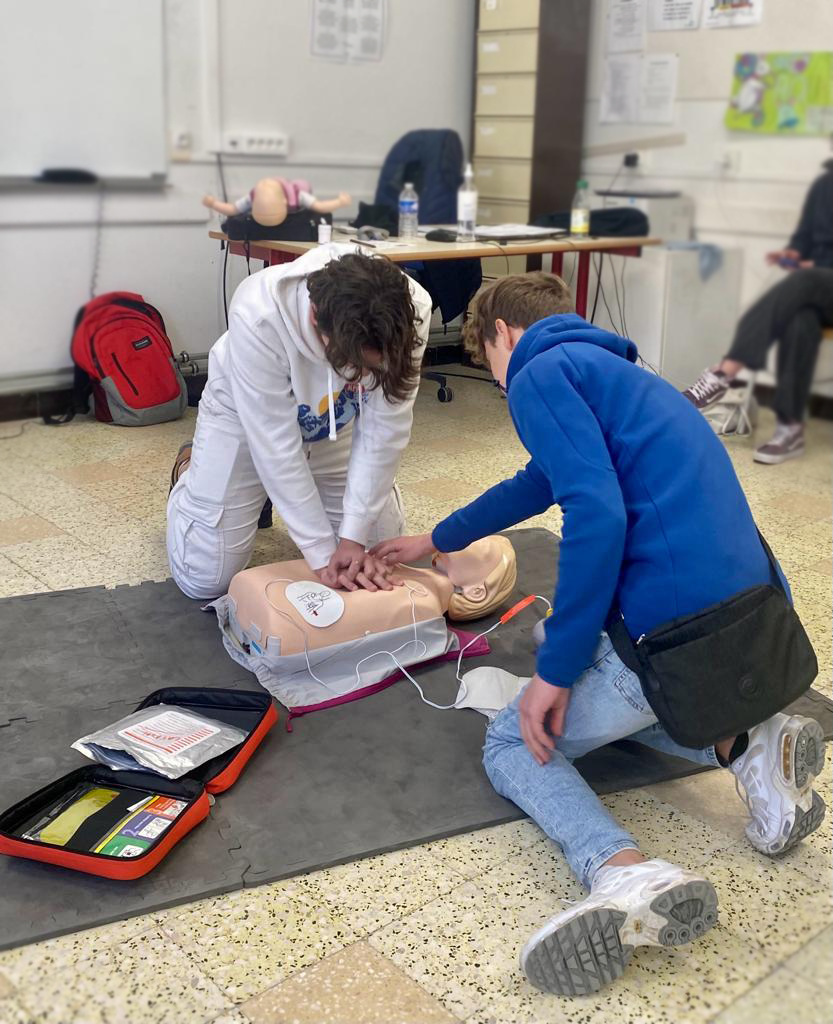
551;253;564;277
269;251;298;266
575;252;591;317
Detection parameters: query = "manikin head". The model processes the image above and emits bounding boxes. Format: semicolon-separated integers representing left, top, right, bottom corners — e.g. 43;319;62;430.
463;272;575;389
434;535;518;621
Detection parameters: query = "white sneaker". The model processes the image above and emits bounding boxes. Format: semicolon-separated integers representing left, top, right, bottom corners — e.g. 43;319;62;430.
730;713;826;855
520;859;718;996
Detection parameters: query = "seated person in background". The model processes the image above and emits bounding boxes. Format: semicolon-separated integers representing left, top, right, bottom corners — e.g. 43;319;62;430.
374;272;826;997
684;156;833;464
167;246;431;600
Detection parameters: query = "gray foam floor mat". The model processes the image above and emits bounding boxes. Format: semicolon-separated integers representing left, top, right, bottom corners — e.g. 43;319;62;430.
1;528;830;949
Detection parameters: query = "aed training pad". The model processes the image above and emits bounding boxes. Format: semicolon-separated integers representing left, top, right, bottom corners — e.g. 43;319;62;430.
0;527;831;949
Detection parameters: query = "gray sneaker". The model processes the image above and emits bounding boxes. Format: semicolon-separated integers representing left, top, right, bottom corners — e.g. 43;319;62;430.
754;423;804;464
682;369;730;410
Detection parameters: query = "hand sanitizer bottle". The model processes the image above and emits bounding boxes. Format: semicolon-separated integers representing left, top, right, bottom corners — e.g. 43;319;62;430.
570;179;591;237
457;163;478;242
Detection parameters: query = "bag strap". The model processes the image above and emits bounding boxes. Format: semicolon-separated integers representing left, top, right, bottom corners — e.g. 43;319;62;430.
606;614;642;674
756;528;778;572
42;365;91;426
756;528;788;596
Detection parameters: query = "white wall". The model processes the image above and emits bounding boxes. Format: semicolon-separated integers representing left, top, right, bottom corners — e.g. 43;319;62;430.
0;0;475;388
581;0;833;396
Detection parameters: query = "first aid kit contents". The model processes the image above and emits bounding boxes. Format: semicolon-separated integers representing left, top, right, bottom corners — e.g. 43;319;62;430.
13;784;185;858
73;704;248;779
0;687;279;880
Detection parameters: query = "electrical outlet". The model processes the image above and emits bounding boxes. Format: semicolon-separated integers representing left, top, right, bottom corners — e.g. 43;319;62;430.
222;132;290;157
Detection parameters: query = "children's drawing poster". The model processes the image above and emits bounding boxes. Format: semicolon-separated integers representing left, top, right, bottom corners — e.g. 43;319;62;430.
725;52;833;135
704;0;763;28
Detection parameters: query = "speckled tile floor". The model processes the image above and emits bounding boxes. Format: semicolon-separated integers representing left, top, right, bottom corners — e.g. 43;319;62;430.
0;376;830;1024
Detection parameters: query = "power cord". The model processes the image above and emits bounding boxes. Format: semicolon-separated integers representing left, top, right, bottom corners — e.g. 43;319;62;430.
590;254;603;323
216;152;231;329
603;157;626;196
0;419;42;441
618;258;631;339
611;255;627;337
89;183;105;299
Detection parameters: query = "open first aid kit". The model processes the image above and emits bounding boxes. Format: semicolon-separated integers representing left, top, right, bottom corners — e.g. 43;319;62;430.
0;687;277;880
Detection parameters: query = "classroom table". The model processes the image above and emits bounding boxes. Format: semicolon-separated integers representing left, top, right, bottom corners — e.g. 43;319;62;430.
208;231;661;318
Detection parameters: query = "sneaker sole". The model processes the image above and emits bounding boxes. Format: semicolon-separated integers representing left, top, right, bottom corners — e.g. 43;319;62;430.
777;791;826;854
753;445;805;465
788;719;825;790
522;880;718;996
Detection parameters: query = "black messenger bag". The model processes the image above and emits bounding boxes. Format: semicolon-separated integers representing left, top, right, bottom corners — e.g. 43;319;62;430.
608;534;817;749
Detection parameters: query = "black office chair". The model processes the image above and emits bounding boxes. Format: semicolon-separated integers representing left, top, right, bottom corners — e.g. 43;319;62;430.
372;130;484;403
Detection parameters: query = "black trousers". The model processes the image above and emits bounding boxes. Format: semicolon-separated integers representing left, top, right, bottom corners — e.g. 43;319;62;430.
727;268;833;423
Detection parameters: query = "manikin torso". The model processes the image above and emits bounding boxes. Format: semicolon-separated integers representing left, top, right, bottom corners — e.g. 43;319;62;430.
227;536;517;657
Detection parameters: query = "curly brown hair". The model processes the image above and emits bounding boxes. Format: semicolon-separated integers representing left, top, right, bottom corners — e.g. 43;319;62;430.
463;272;574;367
307;253;423;403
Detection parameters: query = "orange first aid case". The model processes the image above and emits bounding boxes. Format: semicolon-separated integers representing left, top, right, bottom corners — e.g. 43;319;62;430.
0;687;277;880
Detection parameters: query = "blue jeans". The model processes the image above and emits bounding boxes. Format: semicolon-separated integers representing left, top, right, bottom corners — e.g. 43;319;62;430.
483;632;721;889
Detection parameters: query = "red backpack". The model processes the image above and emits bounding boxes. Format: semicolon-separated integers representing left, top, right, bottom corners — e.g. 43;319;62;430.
69;291;187;426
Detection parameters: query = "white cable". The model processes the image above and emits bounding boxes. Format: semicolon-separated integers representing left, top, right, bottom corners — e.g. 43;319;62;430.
264;578;339;692
380;592;553;711
263;576;554;711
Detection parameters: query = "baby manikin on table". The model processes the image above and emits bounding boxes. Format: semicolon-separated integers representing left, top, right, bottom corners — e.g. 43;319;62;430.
209;536;523;713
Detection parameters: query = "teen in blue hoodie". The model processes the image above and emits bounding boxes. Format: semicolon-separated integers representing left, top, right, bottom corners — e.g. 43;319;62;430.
373;273;826;997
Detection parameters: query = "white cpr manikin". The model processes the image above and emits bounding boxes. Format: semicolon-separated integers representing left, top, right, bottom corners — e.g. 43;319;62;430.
209;536;521;711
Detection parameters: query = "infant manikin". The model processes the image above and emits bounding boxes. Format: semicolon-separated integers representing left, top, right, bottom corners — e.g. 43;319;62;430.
202;177;351;228
209;536;519;712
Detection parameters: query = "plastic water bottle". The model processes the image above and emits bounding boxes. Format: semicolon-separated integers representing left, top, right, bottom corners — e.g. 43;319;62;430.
398;182;419;239
457;163;478;242
570;178;590;237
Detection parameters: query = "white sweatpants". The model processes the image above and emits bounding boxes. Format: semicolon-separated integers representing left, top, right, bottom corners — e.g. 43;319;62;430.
166;392;405;600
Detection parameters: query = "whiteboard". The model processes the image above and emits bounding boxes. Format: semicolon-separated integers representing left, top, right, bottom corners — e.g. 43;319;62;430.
0;0;167;179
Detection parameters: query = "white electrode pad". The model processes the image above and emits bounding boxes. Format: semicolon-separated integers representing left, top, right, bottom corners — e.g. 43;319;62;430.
284;581;345;628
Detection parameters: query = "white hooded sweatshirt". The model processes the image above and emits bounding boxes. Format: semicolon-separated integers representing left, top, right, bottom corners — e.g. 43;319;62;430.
209;242;432;569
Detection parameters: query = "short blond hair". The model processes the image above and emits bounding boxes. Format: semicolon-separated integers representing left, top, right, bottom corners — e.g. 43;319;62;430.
463;272;574;367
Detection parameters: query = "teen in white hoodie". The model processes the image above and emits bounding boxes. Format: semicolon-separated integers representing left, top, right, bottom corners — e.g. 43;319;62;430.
167;243;432;599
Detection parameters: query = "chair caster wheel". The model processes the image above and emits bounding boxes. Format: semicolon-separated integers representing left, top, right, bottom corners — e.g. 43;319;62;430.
437;387;453;403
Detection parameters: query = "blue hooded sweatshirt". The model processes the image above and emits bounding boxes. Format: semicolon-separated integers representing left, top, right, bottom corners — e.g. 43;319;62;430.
432;314;782;688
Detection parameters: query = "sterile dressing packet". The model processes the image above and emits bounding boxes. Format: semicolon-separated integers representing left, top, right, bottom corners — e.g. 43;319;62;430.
73;705;247;779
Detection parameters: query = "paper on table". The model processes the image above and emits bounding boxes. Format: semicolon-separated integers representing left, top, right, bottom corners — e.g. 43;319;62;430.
640;53;679;124
704;0;763;29
474;225;564;240
600;54;641;123
648;0;702;30
607;0;647;54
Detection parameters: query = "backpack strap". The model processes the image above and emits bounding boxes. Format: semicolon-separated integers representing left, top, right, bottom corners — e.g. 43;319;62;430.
42;365;91;426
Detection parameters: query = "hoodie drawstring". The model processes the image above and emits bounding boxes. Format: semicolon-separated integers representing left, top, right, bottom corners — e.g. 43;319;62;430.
327;366;337;441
